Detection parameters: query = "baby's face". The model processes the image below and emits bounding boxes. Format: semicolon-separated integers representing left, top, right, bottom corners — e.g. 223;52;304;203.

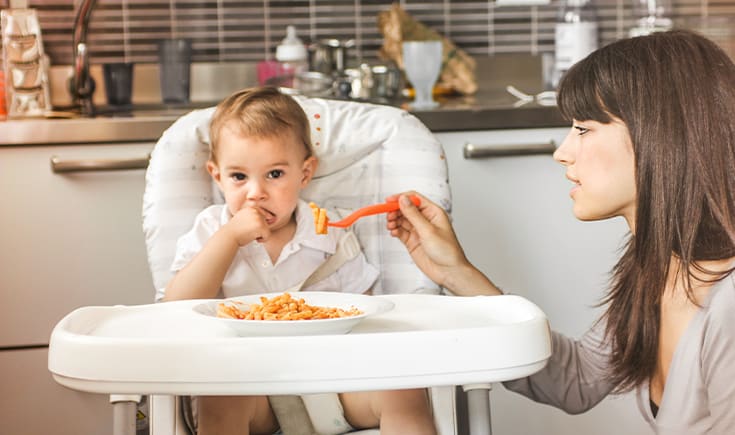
209;126;315;232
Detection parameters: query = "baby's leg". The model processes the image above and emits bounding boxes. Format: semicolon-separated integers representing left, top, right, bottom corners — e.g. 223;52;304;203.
340;389;437;435
197;395;278;435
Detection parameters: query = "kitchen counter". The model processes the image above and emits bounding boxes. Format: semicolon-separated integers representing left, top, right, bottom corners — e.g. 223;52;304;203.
0;54;566;146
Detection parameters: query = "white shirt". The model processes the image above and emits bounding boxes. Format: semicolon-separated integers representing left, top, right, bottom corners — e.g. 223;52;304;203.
167;200;379;299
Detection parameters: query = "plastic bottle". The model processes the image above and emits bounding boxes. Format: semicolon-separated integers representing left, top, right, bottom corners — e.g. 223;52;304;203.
553;0;598;87
275;25;308;88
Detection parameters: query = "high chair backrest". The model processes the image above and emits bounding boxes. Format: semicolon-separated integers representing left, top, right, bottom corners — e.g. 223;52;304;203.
143;95;451;300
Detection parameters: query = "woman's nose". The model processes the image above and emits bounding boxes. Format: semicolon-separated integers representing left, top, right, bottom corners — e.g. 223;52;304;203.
553;129;576;166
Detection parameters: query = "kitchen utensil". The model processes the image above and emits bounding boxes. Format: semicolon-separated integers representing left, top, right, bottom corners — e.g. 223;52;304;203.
309;38;355;75
402;40;443;110
370;64;402;99
327;195;421;228
294;70;334;97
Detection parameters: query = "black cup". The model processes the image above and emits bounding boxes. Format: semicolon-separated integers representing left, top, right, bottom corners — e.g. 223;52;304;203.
103;63;134;107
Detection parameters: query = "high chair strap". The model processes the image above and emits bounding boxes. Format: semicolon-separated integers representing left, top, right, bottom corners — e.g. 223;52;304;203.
266;232;362;435
301;230;362;289
268;395;318;435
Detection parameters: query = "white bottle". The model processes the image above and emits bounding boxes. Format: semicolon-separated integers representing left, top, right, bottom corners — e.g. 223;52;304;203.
275;25;308;88
553;0;598;86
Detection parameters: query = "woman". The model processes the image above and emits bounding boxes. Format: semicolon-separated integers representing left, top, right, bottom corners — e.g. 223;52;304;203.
386;30;735;433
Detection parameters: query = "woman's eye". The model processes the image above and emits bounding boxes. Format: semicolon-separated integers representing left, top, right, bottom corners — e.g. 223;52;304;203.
268;169;284;179
231;172;246;181
574;125;589;135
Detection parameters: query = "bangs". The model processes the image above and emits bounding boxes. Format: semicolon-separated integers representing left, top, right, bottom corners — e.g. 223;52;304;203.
557;55;616;124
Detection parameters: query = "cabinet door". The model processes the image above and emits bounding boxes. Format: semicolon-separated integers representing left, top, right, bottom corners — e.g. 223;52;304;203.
0;144;156;347
437;129;648;435
0;348;113;435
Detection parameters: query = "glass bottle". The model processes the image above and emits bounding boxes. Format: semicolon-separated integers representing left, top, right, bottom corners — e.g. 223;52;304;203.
553;0;598;87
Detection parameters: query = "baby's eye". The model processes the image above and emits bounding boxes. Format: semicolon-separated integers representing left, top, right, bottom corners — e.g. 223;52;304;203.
268;169;284;179
230;172;246;181
574;125;589;135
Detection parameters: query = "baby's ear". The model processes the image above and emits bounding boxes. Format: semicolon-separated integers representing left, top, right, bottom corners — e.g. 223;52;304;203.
207;160;221;182
301;156;318;186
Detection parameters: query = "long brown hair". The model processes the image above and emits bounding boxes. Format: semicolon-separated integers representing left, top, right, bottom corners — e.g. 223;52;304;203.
557;30;735;392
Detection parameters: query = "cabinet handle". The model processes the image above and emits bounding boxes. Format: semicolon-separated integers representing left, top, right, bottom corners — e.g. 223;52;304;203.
50;155;150;173
463;141;556;159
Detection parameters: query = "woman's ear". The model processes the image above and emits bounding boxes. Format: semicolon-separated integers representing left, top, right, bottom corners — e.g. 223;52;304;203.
301;156;318;187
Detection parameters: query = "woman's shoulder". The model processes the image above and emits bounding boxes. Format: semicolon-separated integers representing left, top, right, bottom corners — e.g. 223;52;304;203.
700;274;735;355
705;274;735;317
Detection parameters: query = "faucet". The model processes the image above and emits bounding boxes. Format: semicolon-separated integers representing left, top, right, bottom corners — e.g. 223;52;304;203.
69;0;98;116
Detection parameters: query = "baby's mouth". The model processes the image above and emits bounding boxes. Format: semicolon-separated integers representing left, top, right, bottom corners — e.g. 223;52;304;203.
262;208;277;224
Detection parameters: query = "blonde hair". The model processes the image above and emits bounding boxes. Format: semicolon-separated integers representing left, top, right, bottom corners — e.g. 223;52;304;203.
209;86;313;163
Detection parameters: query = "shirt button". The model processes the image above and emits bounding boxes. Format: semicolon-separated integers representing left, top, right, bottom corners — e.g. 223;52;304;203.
262;260;269;267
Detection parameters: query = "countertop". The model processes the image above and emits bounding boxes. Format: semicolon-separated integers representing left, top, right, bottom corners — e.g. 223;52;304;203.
0;55;567;146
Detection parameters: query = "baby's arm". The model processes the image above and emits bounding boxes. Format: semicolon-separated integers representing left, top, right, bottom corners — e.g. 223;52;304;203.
164;206;271;301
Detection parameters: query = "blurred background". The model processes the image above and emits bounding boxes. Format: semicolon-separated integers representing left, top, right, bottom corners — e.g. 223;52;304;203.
25;0;735;67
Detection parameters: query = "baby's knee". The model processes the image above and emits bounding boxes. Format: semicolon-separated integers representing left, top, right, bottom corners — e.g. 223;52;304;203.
197;395;277;435
382;388;430;407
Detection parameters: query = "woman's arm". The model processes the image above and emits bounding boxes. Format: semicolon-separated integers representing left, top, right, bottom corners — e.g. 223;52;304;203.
503;326;616;414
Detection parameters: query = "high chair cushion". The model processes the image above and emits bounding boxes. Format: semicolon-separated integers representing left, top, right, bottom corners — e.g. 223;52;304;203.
143;96;450;300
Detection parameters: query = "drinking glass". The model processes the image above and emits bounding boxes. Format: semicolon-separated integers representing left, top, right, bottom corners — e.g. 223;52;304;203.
157;38;192;104
103;62;134;107
402;40;443;110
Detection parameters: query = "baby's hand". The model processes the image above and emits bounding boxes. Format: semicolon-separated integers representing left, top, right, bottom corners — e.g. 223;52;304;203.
224;206;271;246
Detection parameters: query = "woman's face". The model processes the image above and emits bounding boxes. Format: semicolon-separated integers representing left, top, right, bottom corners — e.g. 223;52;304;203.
553;117;637;231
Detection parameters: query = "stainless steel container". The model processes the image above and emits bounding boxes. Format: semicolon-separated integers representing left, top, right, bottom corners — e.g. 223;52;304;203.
370;64;402;99
309;39;355;75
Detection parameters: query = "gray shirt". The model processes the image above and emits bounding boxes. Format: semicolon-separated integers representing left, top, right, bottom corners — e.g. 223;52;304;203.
504;274;735;434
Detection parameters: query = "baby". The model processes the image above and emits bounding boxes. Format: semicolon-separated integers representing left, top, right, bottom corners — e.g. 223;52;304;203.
163;86;437;435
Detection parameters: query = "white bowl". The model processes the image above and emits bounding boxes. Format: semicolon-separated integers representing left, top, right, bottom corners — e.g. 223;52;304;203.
193;292;394;336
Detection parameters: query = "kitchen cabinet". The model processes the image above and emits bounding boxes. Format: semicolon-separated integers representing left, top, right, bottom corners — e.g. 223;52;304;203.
436;128;649;435
0;143;155;434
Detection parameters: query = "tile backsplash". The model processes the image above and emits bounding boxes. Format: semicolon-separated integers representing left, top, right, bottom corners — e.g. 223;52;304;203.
15;0;735;68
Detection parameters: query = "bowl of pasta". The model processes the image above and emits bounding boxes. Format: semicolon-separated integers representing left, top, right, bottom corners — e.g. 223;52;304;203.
192;291;394;336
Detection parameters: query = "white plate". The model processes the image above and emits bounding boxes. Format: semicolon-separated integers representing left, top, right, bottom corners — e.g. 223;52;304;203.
192;292;394;336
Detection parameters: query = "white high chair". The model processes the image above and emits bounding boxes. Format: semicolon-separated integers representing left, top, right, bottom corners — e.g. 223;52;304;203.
142;96;456;435
47;96;552;435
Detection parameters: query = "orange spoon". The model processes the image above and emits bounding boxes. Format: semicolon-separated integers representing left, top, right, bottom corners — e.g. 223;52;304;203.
327;195;422;228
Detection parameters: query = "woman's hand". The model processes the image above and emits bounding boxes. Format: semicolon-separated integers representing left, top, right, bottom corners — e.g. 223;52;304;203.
386;192;502;296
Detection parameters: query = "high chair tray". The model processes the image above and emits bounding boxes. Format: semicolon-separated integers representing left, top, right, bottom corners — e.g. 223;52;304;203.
48;294;551;395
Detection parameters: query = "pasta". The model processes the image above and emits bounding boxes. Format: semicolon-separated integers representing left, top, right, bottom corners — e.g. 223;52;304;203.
216;292;363;321
309;202;329;234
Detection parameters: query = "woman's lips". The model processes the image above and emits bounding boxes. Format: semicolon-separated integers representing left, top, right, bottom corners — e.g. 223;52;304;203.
565;174;581;198
570;185;580;198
